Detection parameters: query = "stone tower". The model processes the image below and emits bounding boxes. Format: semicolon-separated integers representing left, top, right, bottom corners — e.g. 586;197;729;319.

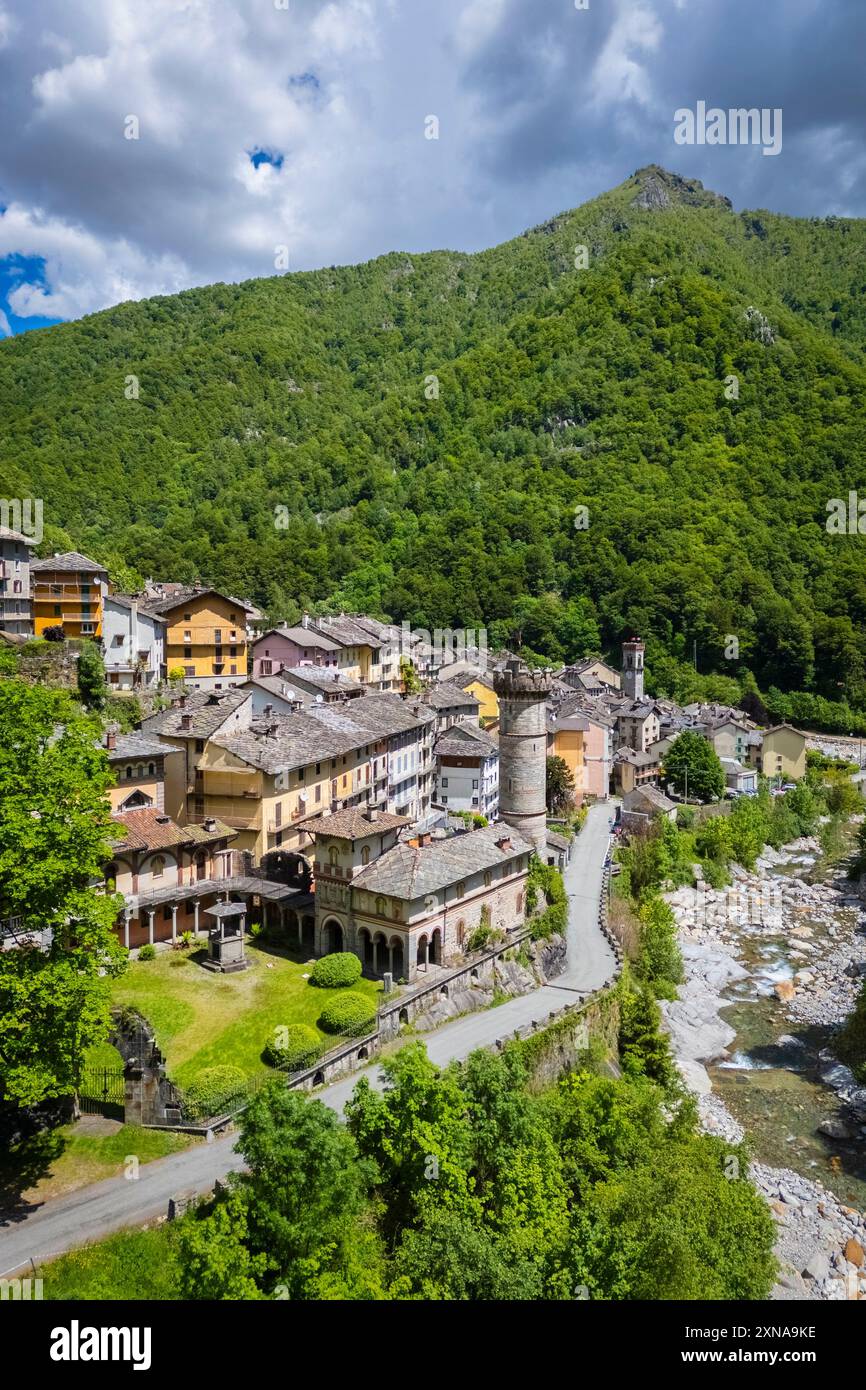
622;637;645;701
493;658;552;857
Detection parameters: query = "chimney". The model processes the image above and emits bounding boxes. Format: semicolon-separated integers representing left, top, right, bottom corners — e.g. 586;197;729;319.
105;730;116;750
178;694;187;708
495;834;512;851
417;831;431;848
366;807;379;822
155;814;170;824
203;816;217;832
263;702;274;717
180;713;192;731
302;612;310;630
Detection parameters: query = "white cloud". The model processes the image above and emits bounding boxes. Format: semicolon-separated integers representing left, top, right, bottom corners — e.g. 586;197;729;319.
0;306;11;335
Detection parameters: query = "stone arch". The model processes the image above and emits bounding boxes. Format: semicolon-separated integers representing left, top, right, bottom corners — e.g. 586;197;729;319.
372;930;388;975
398;1007;409;1025
439;984;449;998
470;967;479;980
358;926;374;968
323;918;343;954
357;1045;369;1060
313;1070;325;1086
389;936;405;981
416;933;429;970
431;927;442;965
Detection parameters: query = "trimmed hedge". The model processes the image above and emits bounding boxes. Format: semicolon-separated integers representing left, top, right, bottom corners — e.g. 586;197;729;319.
137;943;156;961
183;1065;247;1120
263;1024;323;1071
318;992;377;1037
310;952;362;988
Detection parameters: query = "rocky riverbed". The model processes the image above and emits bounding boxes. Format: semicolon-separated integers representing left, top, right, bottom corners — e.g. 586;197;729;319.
661;835;866;1301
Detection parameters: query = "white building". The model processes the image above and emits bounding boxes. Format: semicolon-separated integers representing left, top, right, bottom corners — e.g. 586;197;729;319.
0;525;35;636
103;595;166;690
434;721;499;819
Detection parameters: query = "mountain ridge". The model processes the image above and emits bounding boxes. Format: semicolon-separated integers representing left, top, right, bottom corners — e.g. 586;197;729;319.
2;167;866;713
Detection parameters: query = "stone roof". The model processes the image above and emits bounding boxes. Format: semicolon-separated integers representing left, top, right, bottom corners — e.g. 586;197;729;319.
31;551;107;573
623;785;676;814
141;585;254;617
314;614;383;649
302;807;410;839
434;721;498;759
142;687;251;739
0;525;37;546
278;666;363;694
419;681;481;710
546;830;571;851
103;732;170;761
352;820;531;900
259;625;341;651
105;593;166;621
111;808;236;851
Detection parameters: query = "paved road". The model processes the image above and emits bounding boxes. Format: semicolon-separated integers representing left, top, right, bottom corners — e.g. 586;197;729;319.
0;804;617;1276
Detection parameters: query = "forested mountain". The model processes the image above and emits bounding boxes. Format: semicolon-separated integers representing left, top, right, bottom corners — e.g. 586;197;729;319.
3;164;866;710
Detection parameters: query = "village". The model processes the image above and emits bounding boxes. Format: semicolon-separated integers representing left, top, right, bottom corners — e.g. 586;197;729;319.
0;532;812;980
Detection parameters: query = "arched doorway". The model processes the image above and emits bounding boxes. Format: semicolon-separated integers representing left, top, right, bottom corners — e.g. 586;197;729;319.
416;934;429;971
323;918;343;954
389;936;404;981
373;931;388;975
301;915;315;952
358;927;374;968
431;928;442;965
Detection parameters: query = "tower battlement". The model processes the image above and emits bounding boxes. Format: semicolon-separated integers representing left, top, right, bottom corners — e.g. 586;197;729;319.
493;659;553;697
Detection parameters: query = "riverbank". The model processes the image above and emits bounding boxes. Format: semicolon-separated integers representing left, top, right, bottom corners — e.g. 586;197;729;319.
661;833;866;1301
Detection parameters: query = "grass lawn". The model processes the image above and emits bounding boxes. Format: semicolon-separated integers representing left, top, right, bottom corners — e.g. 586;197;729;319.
37;1226;181;1301
111;939;384;1086
0;1121;195;1210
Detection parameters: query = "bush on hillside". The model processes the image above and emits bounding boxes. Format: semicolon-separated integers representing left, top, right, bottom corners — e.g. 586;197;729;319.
310;952;362;988
183;1065;248;1120
263;1024;323;1071
318;992;377;1037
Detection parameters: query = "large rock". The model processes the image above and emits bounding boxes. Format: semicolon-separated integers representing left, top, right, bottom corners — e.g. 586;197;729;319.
774;980;796;1002
803;1251;830;1282
817;1117;853;1141
844;1237;865;1268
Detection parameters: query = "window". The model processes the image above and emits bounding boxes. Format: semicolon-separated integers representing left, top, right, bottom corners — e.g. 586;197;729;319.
125;765;133;778
148;762;155;776
315;762;321;775
260;659;272;675
183;630;191;642
184;613;192;621
375;896;386;915
195;739;204;753
361;845;370;865
184;647;192;659
54;604;62;616
456;881;465;898
214;629;222;642
329;846;339;867
441;777;448;788
315;784;321;803
230;646;237;657
472;779;479;789
184;665;195;677
483;870;491;887
152;856;165;878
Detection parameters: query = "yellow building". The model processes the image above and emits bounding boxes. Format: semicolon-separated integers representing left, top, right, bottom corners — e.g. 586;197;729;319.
143;586;253;689
31;552;109;639
749;724;808;782
462;674;499;723
549;716;586;798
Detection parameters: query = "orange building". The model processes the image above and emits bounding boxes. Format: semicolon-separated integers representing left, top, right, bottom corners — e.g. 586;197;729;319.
142;585;253;689
31;551;109;639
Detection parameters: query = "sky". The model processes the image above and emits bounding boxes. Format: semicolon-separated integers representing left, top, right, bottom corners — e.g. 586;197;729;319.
0;0;864;336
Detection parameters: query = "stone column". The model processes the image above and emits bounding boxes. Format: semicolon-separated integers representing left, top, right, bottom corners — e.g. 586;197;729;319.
387;942;394;974
372;938;379;973
147;910;155;946
123;911;130;950
193;901;200;936
171;904;178;943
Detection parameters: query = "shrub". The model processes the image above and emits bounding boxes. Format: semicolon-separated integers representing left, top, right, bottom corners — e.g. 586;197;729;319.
310;952;362;988
637;896;683;992
318;992;377;1037
137;943;156;961
263;1024;323;1071
183;1065;248;1120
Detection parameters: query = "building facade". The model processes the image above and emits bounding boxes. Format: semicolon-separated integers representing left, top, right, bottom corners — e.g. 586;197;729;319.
144;587;253;689
0;525;35;636
103;595;165;689
32;552;109;639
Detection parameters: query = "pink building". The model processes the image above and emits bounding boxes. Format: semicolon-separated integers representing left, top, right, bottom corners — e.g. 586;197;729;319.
581;714;613;801
252;624;341;678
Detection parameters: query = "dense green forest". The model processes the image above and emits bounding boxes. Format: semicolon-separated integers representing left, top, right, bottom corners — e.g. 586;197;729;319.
3;164;866;709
